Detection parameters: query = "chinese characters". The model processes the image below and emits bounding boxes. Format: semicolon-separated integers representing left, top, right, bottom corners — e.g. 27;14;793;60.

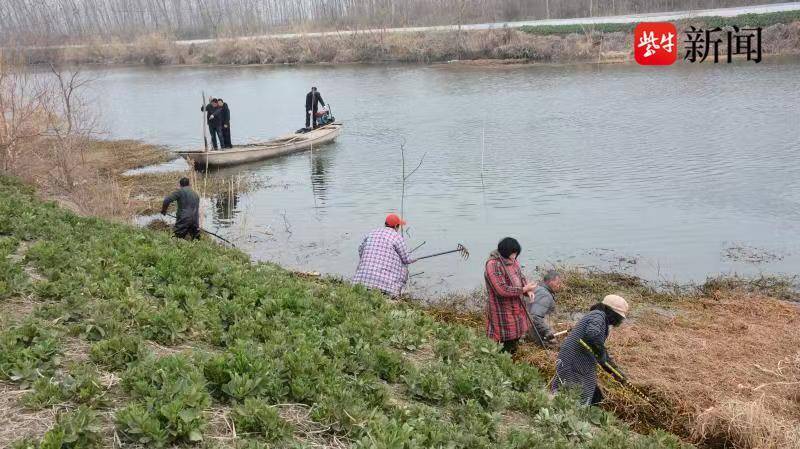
684;26;762;63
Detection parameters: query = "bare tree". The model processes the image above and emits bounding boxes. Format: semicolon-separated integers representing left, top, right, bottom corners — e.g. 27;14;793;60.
0;0;787;45
40;63;98;190
0;60;50;171
399;139;426;232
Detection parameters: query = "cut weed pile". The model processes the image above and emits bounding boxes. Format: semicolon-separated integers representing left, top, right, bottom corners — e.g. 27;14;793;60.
0;175;687;448
428;267;800;448
610;293;800;449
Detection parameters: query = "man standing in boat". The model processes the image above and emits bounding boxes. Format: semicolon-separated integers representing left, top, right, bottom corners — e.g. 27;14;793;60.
218;98;232;148
161;177;201;240
201;98;224;150
305;87;325;130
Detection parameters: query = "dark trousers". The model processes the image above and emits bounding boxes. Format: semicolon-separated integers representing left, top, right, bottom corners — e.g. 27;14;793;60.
501;338;520;355
591;386;604;405
305;109;318;129
222;125;232;148
174;223;200;240
209;125;224;150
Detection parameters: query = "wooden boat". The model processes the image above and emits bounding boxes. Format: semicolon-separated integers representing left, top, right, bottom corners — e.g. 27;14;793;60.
177;123;342;169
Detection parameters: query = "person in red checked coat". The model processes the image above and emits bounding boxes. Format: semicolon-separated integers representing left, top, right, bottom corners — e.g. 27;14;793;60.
484;237;537;354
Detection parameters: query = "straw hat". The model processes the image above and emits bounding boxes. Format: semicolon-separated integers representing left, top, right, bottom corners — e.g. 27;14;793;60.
602;294;629;318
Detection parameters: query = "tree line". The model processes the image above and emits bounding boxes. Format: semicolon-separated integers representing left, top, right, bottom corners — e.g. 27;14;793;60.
0;0;785;44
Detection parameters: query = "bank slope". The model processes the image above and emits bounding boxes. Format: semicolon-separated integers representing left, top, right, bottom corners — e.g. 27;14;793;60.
0;175;686;449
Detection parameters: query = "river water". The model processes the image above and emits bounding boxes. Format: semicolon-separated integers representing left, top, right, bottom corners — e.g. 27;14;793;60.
89;60;800;296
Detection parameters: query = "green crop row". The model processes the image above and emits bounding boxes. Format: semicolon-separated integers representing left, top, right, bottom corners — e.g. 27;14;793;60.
0;174;689;449
519;10;800;35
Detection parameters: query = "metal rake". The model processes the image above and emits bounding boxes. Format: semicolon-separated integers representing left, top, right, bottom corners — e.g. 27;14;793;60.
415;244;470;261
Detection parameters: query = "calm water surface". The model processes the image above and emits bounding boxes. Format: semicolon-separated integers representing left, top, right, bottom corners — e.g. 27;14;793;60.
89;60;800;296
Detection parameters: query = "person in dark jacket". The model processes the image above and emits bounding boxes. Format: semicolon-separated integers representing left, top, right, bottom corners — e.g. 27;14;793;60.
527;270;564;347
161;177;201;240
201;98;224;150
551;294;629;405
305;87;325;129
218;98;232;148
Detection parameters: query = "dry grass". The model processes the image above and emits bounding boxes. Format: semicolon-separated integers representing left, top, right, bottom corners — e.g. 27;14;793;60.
607;292;800;448
0;382;60;445
203;402;351;448
424;270;800;448
695;398;800;449
7;137;258;222
81;139;171;175
14;21;800;67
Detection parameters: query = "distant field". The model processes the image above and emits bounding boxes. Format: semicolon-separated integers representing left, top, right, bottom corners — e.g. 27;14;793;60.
519;9;800;34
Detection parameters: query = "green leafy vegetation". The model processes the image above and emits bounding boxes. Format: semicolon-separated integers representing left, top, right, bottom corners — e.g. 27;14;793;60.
0;235;28;299
21;364;108;409
232;398;293;441
520;22;635;35
13;406;102;449
0;319;61;388
118;354;211;445
88;334;145;371
0;174;690;448
520;10;800;35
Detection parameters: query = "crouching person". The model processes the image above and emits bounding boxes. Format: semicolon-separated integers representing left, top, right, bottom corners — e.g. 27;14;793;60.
551;295;629;405
161;177;200;240
352;214;416;297
527;270;564;348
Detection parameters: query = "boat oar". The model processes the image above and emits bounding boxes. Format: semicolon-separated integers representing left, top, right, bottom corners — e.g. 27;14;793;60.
163;213;235;247
414;244;470;261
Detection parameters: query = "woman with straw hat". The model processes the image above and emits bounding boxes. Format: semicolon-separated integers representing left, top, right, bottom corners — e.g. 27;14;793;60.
551;294;630;405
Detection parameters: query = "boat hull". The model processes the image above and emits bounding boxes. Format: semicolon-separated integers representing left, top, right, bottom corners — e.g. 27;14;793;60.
177;123;342;169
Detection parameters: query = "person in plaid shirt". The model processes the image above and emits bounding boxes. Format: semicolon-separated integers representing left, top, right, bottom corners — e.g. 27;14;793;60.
352;214;417;297
484;237;538;354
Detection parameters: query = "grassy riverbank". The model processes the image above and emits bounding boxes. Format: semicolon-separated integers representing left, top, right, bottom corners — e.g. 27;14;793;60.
0;174;690;448
12;11;800;66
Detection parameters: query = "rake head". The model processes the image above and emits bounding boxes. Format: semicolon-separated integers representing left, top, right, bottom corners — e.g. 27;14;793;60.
456;244;470;260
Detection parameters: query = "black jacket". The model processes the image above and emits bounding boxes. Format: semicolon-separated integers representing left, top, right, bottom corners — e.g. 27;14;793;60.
162;187;200;232
220;103;230;125
202;103;223;127
305;91;325;111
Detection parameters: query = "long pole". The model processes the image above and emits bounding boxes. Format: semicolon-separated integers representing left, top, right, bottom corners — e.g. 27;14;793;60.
164;213;235;247
201;91;208;152
520;295;548;347
414;248;462;261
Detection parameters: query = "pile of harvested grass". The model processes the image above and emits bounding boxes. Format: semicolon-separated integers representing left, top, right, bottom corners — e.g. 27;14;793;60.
610;292;800;448
424;270;800;448
695;398;800;449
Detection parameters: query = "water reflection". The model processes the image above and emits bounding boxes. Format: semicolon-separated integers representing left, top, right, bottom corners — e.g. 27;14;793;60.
310;151;331;204
212;191;240;225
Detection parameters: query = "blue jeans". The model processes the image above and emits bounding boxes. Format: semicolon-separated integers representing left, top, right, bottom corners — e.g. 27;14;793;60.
209;125;224;150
